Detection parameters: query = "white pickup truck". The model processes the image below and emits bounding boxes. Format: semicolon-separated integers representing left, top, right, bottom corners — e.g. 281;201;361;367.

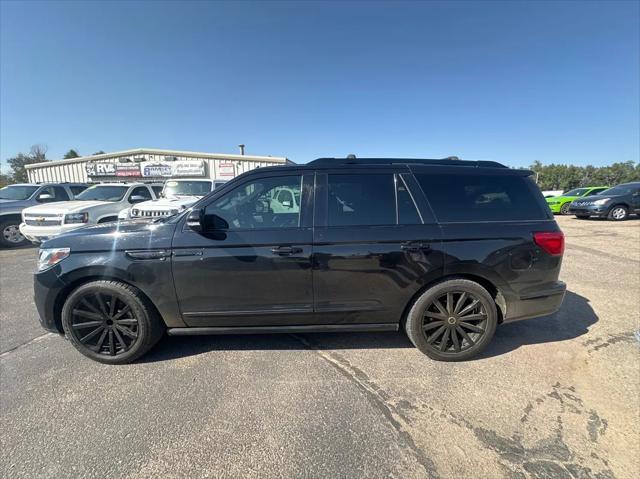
20;183;161;244
119;179;227;220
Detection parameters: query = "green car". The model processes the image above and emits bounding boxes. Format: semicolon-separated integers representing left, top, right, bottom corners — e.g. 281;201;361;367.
546;186;610;215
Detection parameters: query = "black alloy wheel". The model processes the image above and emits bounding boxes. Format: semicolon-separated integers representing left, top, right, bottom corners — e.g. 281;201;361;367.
422;291;488;354
68;292;139;356
560;203;571;215
62;281;164;364
405;279;498;361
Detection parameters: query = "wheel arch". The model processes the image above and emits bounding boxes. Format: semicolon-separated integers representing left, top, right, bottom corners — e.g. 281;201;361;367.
52;274;166;334
402;273;506;327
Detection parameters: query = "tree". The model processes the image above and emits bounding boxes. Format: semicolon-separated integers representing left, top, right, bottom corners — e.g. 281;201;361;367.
0;173;11;188
530;160;640;191
63;149;80;159
5;144;48;183
92;150;106;155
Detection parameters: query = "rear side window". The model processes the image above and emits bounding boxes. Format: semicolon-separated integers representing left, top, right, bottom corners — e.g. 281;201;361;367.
415;173;547;222
327;174;395;226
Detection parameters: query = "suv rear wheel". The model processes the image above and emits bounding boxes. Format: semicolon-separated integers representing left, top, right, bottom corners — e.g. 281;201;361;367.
62;280;165;364
405;279;498;361
0;218;28;247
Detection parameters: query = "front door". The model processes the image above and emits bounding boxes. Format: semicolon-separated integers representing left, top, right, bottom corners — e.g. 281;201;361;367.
312;169;443;325
172;173;315;327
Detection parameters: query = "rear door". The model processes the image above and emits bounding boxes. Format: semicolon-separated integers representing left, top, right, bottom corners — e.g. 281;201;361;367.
312;167;443;325
411;166;561;313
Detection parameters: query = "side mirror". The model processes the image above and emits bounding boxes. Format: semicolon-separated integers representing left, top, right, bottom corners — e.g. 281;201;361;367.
129;195;147;204
186;209;203;232
37;193;54;202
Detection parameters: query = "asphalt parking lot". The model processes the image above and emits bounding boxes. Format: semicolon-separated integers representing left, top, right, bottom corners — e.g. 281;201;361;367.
1;216;639;479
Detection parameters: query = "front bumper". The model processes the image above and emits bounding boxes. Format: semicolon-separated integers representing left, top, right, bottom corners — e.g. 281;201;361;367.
19;223;83;243
568;204;608;217
503;281;566;322
34;266;67;334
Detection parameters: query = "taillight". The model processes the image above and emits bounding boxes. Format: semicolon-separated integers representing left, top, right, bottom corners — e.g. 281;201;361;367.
533;231;565;256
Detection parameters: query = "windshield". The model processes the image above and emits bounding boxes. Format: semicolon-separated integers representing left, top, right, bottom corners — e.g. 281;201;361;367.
75;185;128;201
163;180;212;197
598;185;637;196
563;188;588;197
0;185;39;200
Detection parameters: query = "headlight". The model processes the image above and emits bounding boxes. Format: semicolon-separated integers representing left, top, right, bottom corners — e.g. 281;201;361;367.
64;212;88;224
37;248;70;272
592;198;609;205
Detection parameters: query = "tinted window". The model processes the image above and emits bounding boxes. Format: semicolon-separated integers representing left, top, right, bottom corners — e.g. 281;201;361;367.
76;185;128;201
586;188;606;196
205;175;302;230
151;185;164;197
69;185;88;196
38;186;70;202
564;188;589;196
327;174;395;226
415;173;547;222
0;185;38;200
397;176;422;225
129;187;153;201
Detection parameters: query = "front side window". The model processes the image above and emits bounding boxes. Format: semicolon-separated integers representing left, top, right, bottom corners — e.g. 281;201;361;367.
327;174;395;226
585;188;606;196
129;187;152;202
39;186;70;202
0;185;38;200
75;185;129;202
415;173;547;222
205;175;302;230
69;185;88;197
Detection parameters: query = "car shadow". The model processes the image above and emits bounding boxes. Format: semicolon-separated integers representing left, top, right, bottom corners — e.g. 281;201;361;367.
139;290;596;363
474;290;597;360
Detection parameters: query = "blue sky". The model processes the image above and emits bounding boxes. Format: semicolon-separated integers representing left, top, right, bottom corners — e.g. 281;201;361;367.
1;0;638;168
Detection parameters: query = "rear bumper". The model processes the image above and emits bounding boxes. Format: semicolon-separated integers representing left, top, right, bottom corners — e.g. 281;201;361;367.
568;204;608;217
503;281;566;322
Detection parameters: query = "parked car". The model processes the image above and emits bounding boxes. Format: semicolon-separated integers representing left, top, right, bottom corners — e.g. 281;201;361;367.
20;182;160;244
33;157;566;364
118;179;227;220
0;183;87;247
545;186;609;215
568;181;640;220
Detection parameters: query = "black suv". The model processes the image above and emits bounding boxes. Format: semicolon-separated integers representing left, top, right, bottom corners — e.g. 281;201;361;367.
34;158;566;364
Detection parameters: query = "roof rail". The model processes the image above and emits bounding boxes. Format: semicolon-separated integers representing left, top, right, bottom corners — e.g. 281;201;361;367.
307;157;507;168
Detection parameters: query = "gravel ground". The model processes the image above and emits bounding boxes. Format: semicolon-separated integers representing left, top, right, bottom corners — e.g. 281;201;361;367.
1;215;639;479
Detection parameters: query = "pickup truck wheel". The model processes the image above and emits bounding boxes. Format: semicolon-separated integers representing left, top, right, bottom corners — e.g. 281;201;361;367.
62;280;165;364
405;279;497;361
0;219;28;247
560;203;571;215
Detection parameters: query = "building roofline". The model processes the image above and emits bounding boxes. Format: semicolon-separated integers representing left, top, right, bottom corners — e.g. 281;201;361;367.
25;148;289;170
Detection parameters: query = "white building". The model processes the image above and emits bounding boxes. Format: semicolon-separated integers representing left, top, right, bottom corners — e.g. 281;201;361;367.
25;148;290;183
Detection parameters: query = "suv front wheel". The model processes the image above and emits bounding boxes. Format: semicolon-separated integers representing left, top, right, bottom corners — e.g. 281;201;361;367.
405;279;498;361
62;280;165;364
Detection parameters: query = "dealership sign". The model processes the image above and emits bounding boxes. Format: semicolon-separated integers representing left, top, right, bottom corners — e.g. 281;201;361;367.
85;162;116;177
171;160;206;177
218;162;235;177
115;163;141;177
142;162;173;177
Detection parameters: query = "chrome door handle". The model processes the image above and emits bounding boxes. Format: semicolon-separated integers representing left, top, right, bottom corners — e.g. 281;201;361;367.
271;246;303;256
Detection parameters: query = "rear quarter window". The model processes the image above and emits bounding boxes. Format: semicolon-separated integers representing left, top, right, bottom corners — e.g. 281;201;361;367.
415;172;548;222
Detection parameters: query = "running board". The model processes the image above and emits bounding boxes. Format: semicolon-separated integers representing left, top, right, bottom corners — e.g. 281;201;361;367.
167;323;399;336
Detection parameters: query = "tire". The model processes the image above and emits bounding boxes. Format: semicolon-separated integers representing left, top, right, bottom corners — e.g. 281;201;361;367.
560;203;571;215
0;218;29;248
405;279;498;361
62;280;165;364
607;205;627;221
575;215;590;220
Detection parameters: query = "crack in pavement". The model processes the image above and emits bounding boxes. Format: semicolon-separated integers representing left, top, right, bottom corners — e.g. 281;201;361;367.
290;334;440;479
0;332;55;358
